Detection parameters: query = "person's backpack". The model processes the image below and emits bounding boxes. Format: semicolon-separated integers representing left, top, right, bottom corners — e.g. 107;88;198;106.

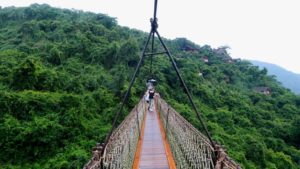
149;90;155;99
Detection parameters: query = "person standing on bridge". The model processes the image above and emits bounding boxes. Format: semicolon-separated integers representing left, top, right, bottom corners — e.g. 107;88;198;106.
146;78;156;90
148;88;155;111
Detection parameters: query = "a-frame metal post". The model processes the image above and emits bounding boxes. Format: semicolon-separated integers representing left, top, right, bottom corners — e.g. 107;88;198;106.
100;0;216;167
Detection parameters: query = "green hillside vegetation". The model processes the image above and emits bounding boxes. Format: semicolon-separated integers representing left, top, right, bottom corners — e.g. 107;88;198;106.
251;60;300;95
0;4;300;169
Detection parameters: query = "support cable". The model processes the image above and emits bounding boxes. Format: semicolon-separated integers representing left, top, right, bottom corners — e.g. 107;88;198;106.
155;30;216;149
150;30;155;77
101;31;153;157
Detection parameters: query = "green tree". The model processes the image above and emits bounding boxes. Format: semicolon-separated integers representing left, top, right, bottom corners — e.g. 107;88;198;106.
11;57;41;90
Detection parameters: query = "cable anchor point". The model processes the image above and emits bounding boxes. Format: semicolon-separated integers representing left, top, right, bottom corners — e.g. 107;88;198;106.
150;18;158;32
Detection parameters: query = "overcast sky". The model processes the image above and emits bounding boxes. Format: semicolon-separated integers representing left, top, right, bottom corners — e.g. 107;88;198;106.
2;0;300;73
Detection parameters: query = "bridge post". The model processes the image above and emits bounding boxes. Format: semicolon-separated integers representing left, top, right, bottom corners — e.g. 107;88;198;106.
158;98;162;114
135;106;141;139
165;106;170;139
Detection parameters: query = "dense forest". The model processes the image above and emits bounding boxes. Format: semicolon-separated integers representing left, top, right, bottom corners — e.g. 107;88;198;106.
0;4;299;169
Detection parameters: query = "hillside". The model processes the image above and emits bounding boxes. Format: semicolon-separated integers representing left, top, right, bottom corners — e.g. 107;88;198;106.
251;60;300;95
0;4;300;169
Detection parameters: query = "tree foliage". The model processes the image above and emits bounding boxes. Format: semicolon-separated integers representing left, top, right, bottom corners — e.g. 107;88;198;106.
0;4;299;169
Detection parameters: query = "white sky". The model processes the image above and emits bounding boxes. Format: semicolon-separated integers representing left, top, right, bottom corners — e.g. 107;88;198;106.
1;0;300;73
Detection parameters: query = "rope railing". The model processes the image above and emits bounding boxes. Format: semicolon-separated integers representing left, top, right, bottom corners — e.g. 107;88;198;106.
156;95;240;169
156;96;214;169
84;98;146;169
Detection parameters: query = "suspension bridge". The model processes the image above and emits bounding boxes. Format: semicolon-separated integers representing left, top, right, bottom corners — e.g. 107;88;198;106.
84;0;240;168
84;94;239;169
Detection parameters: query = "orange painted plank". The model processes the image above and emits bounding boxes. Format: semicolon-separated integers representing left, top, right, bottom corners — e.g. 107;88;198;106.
132;104;147;169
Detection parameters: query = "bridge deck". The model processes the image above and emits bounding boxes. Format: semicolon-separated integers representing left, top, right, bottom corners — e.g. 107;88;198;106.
133;102;175;169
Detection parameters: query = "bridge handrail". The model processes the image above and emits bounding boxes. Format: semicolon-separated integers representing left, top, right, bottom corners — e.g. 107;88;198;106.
156;95;240;169
84;98;146;169
159;98;213;149
156;95;215;168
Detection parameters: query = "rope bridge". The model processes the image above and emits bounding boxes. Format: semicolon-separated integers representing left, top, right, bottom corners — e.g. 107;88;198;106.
82;1;240;168
84;93;240;169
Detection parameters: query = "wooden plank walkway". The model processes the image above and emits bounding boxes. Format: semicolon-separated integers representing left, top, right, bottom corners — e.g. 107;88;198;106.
139;108;169;169
133;101;176;169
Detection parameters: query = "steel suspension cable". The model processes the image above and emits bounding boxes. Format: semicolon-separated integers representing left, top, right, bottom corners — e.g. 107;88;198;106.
101;31;154;158
150;30;155;77
155;30;216;149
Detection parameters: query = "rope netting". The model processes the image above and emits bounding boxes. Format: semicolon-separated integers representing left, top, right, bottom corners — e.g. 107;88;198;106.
84;99;146;169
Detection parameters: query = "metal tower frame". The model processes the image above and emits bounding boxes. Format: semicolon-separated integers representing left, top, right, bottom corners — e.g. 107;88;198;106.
103;0;216;160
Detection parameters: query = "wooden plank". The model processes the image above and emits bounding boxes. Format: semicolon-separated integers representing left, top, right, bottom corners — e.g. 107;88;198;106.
133;98;176;169
139;108;169;169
